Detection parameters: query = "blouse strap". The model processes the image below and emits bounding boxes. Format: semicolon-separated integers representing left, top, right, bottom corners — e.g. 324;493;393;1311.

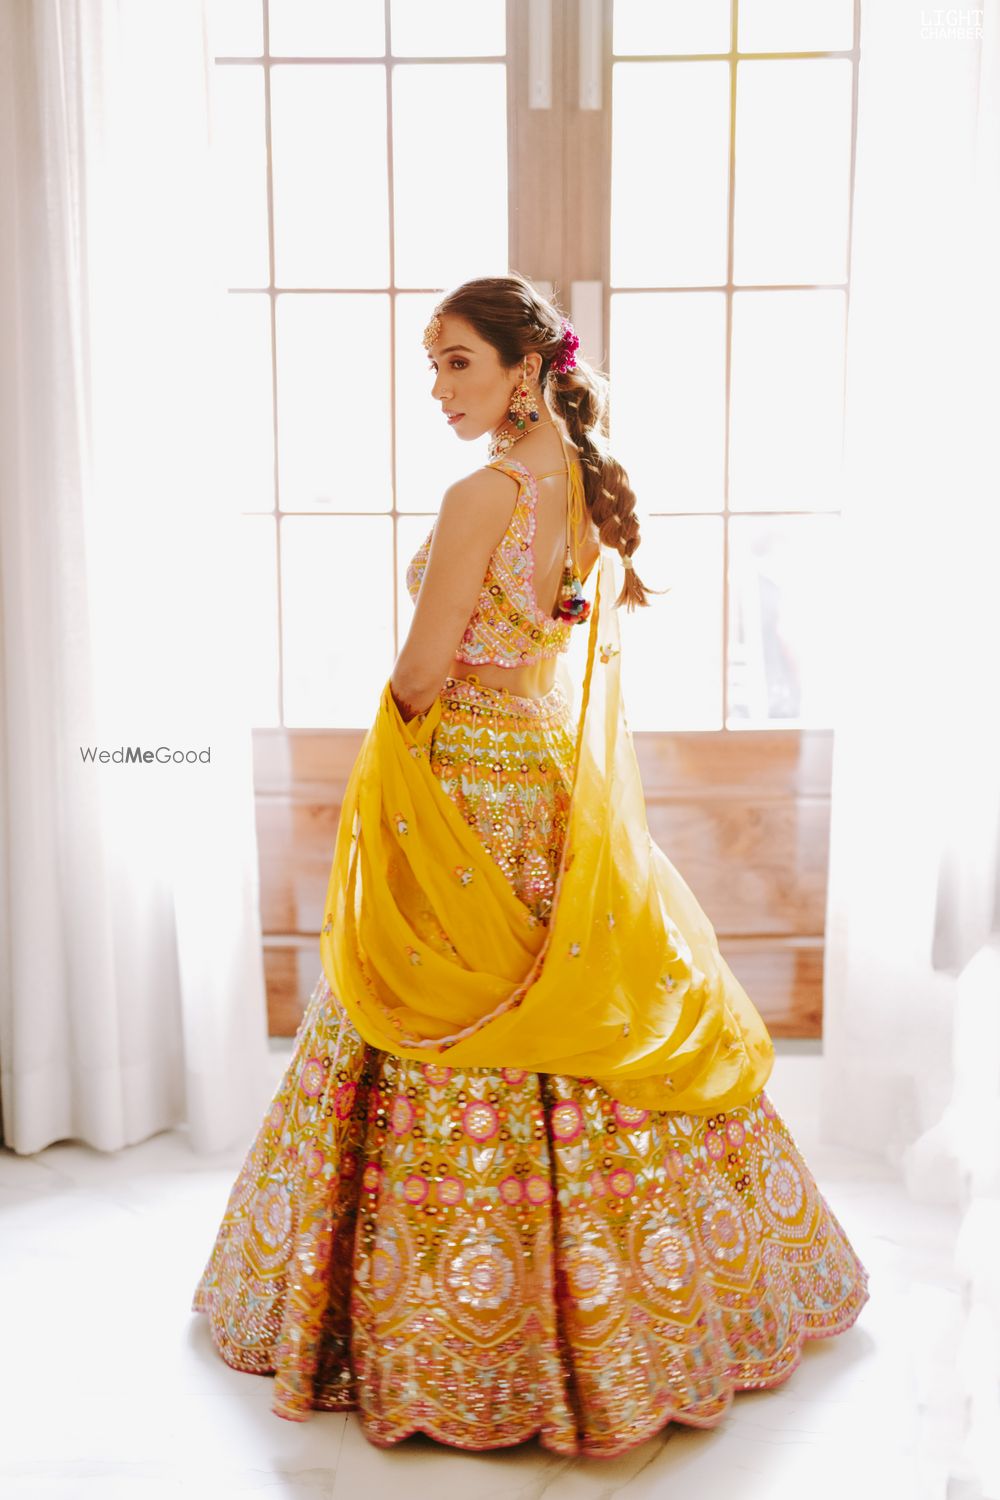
484;456;528;479
483;456;535;504
554;429;580;570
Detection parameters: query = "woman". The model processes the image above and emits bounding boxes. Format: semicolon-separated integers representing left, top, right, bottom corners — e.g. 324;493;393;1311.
191;273;869;1458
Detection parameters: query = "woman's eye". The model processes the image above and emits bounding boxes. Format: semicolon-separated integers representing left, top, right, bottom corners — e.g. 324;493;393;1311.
428;359;468;372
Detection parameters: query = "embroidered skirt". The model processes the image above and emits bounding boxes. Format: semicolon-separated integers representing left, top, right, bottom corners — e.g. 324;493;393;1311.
191;674;870;1458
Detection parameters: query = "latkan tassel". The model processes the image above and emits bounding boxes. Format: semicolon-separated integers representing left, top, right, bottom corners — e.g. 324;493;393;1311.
556;547;591;624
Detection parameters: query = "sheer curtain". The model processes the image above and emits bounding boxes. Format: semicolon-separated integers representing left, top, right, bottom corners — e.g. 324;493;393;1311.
821;2;1000;1491
0;1;272;1156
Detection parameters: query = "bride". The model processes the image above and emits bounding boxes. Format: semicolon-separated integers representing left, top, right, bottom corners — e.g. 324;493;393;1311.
191;271;869;1458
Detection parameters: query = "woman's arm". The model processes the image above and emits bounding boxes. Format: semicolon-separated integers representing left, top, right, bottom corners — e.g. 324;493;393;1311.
390;468;518;722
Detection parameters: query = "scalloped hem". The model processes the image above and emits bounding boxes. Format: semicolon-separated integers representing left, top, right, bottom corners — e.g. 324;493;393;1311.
193;1272;869;1458
190;993;872;1459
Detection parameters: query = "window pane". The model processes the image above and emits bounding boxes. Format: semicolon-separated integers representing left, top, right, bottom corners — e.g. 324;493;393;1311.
271;64;389;287
208;0;262;56
727;515;842;726
394;293;484;511
282;517;394;726
222;293;273;512
619;517;723;730
613;0;730;55
276;294;391;512
739;0;854;53
729;290;845;511
390;0;505;56
610;292;726;512
269;0;385;56
238;516;280;725
611;62;730;287
392;65;508;288
212;65;269;287
734;59;852;285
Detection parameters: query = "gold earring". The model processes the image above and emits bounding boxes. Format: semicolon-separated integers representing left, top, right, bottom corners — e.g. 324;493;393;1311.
506;358;541;429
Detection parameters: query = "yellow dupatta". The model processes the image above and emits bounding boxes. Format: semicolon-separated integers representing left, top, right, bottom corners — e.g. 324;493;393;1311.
319;459;774;1114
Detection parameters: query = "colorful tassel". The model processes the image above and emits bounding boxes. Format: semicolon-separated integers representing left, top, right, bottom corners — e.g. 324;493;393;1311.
556;548;591;624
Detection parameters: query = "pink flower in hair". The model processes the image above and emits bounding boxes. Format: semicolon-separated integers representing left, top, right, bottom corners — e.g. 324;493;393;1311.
551;318;580;374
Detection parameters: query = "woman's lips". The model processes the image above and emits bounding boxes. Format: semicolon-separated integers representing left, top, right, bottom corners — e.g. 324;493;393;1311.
446;412;465;425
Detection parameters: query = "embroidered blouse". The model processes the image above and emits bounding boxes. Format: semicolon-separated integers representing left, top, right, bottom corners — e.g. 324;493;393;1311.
404;457;576;668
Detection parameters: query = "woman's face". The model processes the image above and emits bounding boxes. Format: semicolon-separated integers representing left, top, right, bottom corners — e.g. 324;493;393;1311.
427;314;540;441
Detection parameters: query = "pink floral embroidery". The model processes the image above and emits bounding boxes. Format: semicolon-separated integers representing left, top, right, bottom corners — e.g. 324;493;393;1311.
298;1058;325;1099
463;1100;500;1141
607;1168;636;1199
550;1099;585;1143
403;1175;429;1205
438;1175;464;1207
613;1101;650;1129
498;1176;523;1205
525;1174;552;1204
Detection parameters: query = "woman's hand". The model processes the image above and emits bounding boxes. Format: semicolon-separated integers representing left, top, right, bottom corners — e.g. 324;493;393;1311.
389;680;429;724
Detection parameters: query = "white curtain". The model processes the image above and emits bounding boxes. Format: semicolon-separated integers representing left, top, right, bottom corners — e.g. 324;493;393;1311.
0;1;272;1156
821;2;1000;1492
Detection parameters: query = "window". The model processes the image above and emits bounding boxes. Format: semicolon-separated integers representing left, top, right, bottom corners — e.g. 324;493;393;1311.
210;0;858;732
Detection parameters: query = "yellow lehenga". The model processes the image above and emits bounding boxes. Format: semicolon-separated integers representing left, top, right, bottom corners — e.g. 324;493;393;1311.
191;449;870;1456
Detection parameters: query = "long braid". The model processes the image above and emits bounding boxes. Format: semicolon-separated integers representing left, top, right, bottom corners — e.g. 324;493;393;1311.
545;367;665;611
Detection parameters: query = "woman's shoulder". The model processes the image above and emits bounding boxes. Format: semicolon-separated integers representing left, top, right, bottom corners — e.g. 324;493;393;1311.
445;461;525;507
433;465;526;553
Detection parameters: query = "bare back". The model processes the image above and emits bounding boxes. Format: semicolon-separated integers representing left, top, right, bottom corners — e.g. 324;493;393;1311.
447;423;600;698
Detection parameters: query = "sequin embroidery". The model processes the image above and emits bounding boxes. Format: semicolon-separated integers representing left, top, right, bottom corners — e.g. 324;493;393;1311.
404;459;574;667
191;677;871;1458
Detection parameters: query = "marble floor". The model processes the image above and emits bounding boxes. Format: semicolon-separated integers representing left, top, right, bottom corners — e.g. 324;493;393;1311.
0;1043;962;1500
